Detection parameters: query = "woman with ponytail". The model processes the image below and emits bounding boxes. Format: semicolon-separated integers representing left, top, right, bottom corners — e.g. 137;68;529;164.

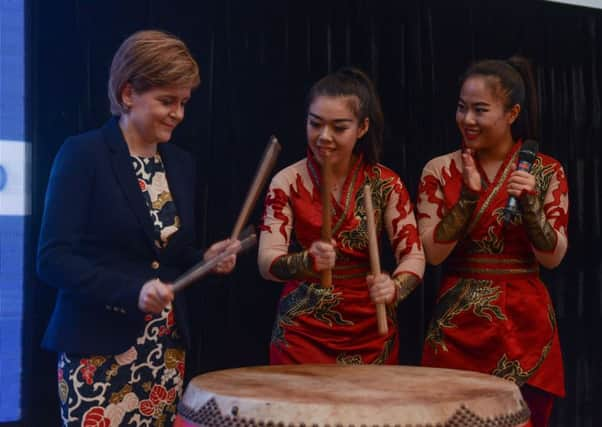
418;57;569;426
258;67;425;364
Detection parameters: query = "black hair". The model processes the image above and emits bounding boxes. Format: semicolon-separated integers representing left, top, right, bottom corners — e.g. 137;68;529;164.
306;67;384;164
460;56;539;141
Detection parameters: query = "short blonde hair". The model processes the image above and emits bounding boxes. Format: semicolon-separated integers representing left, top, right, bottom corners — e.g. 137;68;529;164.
108;30;200;115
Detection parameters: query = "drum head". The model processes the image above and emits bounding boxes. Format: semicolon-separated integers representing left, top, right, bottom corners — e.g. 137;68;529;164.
178;365;530;426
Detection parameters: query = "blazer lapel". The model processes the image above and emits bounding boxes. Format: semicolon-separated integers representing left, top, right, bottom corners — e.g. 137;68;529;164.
102;118;159;254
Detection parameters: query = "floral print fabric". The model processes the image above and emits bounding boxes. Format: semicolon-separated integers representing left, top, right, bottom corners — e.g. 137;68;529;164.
58;307;185;427
132;154;180;247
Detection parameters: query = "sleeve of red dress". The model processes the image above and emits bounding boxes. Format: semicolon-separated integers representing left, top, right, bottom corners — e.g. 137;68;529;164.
384;174;425;283
257;169;297;282
529;163;569;268
416;157;462;266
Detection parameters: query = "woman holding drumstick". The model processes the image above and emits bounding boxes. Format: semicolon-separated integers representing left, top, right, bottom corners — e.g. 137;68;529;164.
258;67;425;364
37;30;239;426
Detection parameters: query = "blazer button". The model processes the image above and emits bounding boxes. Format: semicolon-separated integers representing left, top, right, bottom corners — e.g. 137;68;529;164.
151;260;160;270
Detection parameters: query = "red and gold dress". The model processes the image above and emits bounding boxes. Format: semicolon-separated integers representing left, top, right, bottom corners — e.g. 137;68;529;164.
418;141;569;398
258;152;425;365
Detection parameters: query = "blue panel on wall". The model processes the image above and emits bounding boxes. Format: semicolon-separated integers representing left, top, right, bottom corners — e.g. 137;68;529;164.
0;216;24;422
0;0;25;141
0;0;25;422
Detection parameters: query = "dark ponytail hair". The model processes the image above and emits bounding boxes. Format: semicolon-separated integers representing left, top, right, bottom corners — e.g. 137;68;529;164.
460;56;539;141
306;67;384;164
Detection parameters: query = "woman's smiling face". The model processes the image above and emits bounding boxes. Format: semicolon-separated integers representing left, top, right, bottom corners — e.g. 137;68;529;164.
456;75;518;152
123;84;192;145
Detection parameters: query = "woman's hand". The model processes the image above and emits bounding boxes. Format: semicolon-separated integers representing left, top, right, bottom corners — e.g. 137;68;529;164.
138;278;174;314
462;148;482;192
507;163;536;199
308;239;336;272
204;238;241;275
367;273;396;305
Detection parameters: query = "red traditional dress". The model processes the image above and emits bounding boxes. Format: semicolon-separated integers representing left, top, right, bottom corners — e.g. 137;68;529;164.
418;141;569;399
258;152;425;365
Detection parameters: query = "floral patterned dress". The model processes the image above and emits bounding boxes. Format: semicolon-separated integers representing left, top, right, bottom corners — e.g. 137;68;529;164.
417;142;569;398
58;154;186;427
258;151;425;365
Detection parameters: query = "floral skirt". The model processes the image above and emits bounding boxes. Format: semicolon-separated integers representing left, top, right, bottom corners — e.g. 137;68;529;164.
57;306;186;427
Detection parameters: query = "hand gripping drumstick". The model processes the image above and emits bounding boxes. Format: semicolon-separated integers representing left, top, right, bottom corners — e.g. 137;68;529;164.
320;159;333;288
231;135;282;240
363;184;388;335
170;227;257;293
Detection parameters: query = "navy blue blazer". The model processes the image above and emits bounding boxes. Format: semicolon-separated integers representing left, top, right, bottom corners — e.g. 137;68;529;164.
37;117;206;356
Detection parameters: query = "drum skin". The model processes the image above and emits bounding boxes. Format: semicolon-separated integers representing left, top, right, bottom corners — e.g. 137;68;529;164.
175;365;531;427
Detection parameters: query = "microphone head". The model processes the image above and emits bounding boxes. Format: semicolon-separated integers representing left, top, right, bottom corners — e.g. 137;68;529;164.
519;139;539;163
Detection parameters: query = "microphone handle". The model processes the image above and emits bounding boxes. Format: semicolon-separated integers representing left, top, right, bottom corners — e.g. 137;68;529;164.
503;159;533;222
503;196;520;222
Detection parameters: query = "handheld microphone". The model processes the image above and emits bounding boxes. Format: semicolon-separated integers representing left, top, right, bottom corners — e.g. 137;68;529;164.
503;139;539;223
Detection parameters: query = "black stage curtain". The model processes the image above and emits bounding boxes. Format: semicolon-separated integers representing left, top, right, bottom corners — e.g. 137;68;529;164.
23;0;602;425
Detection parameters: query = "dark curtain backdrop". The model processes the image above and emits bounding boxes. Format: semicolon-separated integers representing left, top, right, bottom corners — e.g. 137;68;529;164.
22;0;601;426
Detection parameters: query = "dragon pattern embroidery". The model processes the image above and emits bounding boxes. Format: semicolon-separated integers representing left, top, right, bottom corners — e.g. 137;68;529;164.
271;283;353;348
425;278;507;353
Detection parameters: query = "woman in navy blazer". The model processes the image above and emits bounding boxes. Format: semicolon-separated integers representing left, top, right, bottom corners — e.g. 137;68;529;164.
37;30;237;426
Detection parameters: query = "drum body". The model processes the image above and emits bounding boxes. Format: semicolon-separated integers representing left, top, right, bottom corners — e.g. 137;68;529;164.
175;365;531;427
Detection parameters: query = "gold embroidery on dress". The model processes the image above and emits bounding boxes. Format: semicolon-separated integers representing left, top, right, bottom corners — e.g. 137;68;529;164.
520;193;558;251
336;353;363;365
393;273;421;303
372;334;396;365
516;157;559;251
448;266;538;275
271;283;353;348
332;162;364;234
491;305;556;385
425;278;506;353
339;168;394;250
470;225;504;254
493;206;520;226
271;251;316;280
467;151;518;234
434;187;479;243
335;333;395;365
530;157;555;202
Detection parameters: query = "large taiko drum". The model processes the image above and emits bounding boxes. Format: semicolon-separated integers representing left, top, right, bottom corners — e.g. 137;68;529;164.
175;365;531;427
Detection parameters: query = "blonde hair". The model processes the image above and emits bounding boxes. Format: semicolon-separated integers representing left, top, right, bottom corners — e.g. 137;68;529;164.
108;30;200;115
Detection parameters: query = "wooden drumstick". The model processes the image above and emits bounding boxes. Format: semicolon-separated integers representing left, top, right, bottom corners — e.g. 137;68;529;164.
231;135;282;240
171;228;257;293
320;158;333;288
363;184;388;335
